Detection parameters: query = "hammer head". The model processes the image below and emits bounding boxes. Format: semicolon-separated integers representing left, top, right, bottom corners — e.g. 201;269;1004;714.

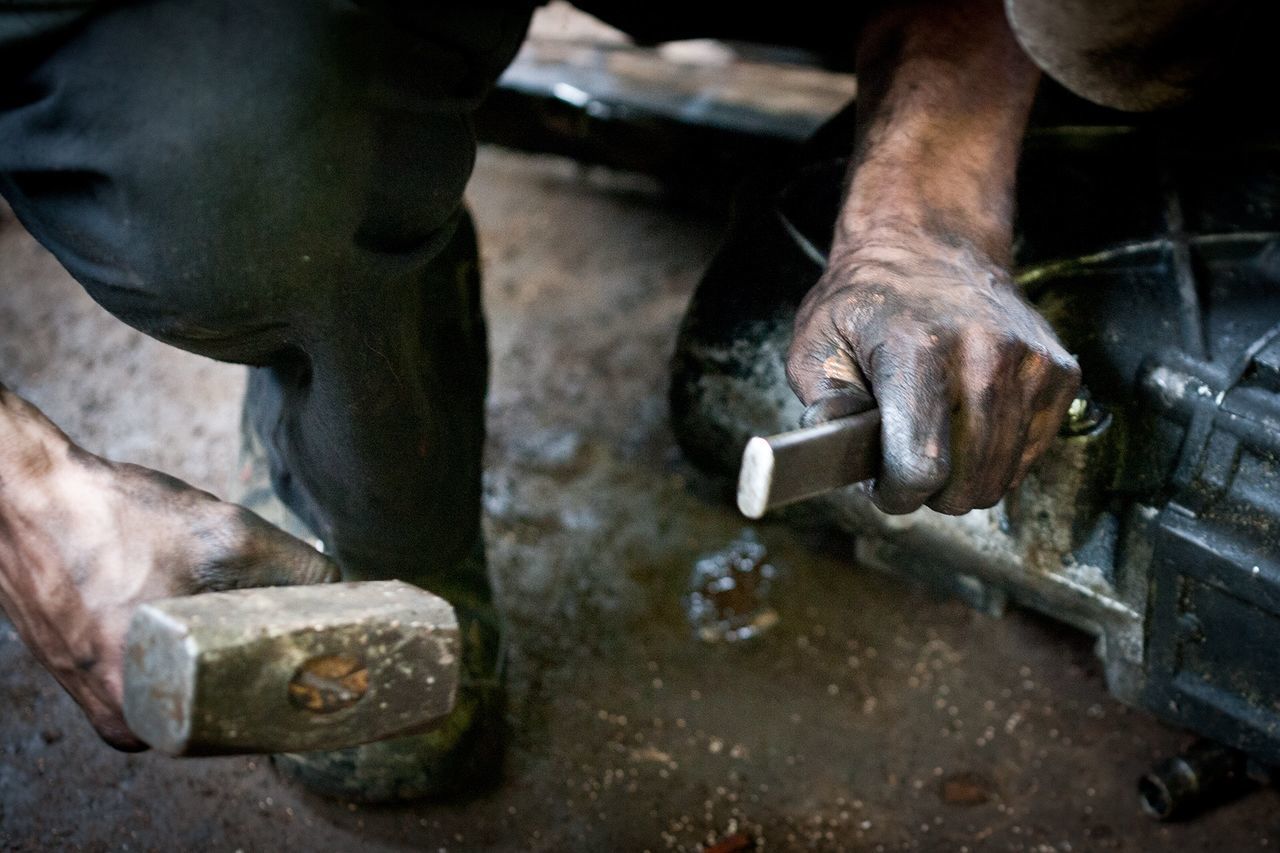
122;580;458;756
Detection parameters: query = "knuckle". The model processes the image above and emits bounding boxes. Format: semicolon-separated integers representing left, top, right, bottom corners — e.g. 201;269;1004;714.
1058;357;1084;385
957;329;1020;376
192;503;270;572
974;335;1029;375
1038;342;1080;373
955;319;996;339
915;321;957;347
784;351;817;398
786;324;831;369
991;330;1029;354
792;302;827;336
822;297;854;326
930;481;1004;515
927;494;972;516
1031;340;1077;371
871;338;926;379
218;500;253;526
971;487;1007;511
887;451;950;495
1022;345;1081;388
195;503;246;547
783;338;810;372
871;485;925;516
914;329;958;360
219;504;261;545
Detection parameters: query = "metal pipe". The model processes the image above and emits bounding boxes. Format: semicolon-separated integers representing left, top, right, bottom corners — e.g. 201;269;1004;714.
1138;739;1255;820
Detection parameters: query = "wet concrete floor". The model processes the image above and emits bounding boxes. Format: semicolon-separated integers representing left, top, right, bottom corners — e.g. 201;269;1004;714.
2;148;1279;851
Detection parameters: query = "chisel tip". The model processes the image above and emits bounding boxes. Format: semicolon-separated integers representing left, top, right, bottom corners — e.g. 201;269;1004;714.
737;436;775;519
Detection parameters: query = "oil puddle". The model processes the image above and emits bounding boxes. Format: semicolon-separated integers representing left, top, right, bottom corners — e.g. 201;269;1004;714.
686;529;780;642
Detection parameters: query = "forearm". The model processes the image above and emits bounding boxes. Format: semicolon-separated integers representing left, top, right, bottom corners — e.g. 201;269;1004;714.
838;0;1040;266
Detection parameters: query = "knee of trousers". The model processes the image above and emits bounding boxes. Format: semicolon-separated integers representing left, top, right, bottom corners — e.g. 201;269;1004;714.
0;0;484;362
8;123;474;364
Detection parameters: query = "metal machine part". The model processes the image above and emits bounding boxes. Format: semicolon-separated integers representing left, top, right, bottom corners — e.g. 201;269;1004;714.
1138;738;1259;820
668;103;1280;817
477;35;857;209
123;581;458;756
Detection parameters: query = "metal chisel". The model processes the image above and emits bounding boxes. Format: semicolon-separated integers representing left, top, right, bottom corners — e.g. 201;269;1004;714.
737;409;882;519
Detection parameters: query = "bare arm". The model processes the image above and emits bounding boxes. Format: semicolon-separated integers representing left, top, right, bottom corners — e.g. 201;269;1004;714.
787;0;1080;514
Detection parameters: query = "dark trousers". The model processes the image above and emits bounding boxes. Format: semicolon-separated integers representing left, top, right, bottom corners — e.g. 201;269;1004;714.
0;1;532;599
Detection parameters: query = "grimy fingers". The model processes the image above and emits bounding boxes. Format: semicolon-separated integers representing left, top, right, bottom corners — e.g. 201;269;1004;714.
927;336;1028;514
869;342;952;514
800;390;875;428
1010;349;1082;488
191;506;340;593
785;316;873;410
243;527;341;588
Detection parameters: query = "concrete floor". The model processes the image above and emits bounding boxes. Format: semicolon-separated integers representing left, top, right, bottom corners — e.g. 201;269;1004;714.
2;147;1279;852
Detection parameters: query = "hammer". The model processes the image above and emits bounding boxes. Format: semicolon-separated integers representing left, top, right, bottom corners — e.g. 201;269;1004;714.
122;580;458;756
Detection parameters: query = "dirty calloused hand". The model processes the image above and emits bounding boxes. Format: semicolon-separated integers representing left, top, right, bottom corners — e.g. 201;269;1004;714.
0;384;338;750
783;0;1080;514
786;227;1080;515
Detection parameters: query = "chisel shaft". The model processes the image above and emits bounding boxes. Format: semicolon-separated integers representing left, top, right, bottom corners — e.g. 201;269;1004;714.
737;409;881;519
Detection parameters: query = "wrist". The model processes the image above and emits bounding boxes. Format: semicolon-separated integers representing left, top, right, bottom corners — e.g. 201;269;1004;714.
833;148;1024;273
825;215;1012;286
836;0;1039;267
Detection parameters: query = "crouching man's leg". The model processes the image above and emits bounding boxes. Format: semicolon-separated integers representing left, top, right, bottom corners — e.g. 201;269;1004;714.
246;210;507;802
0;0;531;799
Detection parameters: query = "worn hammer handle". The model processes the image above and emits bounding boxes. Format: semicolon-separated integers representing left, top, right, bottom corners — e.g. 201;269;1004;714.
737;409;882;519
